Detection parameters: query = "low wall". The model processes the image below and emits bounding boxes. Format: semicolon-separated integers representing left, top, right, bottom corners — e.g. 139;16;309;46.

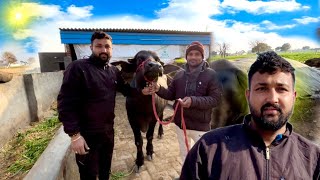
0;71;63;148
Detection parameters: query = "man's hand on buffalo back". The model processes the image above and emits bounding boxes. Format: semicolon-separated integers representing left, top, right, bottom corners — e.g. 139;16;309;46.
177;97;192;108
71;134;90;155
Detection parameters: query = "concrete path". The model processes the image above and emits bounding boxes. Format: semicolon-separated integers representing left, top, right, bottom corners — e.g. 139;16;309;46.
111;95;182;180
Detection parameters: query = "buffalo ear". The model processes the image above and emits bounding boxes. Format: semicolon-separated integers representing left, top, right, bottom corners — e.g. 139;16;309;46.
110;60;127;66
163;64;183;75
111;60;137;73
128;58;135;64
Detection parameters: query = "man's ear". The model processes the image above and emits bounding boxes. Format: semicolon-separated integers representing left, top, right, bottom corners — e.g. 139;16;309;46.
245;89;250;103
90;44;93;51
293;90;297;102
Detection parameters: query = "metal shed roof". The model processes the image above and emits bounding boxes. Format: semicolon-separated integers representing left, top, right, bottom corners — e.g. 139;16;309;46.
59;28;212;45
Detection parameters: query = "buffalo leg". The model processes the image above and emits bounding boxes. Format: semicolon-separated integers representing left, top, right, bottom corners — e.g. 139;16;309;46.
146;120;156;160
157;112;164;139
128;118;144;169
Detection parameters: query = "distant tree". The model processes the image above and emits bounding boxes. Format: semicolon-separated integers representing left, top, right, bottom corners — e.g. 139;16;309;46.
251;43;272;53
217;42;229;58
302;46;310;50
275;47;282;51
1;51;17;67
281;43;291;51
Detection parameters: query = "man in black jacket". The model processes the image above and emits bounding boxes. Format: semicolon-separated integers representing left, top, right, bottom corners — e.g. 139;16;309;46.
180;51;320;179
57;31;134;180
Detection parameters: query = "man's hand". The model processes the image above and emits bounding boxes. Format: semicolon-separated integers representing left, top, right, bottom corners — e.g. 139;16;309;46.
177;97;192;108
152;82;160;92
71;134;90;155
141;82;159;95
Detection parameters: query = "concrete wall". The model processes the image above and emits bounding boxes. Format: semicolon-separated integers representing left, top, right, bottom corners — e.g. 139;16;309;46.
0;71;63;148
32;72;63;119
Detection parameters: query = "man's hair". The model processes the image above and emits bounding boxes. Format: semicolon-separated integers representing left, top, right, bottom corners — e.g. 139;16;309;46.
90;31;112;44
248;51;295;88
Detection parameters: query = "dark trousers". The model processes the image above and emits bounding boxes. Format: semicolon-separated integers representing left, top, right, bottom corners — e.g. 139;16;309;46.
75;130;114;180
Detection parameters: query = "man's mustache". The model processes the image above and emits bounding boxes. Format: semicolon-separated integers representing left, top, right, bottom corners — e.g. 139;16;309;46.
261;103;282;113
99;53;109;57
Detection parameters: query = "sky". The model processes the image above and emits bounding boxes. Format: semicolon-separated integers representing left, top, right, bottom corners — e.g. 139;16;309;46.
0;0;319;63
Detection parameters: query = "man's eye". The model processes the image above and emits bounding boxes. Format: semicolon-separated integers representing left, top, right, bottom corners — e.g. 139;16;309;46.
256;87;267;91
277;88;288;92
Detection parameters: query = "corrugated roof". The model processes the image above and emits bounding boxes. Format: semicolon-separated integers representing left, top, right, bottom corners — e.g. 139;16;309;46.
59;28;211;35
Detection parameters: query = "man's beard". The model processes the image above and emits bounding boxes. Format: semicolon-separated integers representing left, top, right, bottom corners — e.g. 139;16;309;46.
95;52;110;62
250;102;293;131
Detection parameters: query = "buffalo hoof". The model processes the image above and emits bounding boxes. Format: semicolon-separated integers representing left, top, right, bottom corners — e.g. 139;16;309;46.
147;154;153;161
157;134;163;139
134;165;141;173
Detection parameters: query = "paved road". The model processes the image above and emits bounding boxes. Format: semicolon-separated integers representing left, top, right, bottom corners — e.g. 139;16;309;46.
111;95;182;180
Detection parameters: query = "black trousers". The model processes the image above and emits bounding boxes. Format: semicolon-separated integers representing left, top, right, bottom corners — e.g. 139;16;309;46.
75;130;114;180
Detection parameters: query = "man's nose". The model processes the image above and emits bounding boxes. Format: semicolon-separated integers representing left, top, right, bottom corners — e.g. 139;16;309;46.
267;89;279;104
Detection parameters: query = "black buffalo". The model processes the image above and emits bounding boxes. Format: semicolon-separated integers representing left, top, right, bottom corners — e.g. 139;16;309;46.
112;50;180;171
209;60;249;128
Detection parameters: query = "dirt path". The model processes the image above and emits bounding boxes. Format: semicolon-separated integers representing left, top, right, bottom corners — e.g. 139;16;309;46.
111;95;182;180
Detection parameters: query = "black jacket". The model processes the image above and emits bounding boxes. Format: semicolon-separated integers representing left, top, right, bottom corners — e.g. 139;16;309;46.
57;56;135;135
180;115;320;180
157;62;222;131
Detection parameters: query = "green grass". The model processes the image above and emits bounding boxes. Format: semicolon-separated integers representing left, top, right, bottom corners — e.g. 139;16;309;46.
2;115;61;176
208;51;319;63
110;166;135;180
278;51;320;63
209;54;256;61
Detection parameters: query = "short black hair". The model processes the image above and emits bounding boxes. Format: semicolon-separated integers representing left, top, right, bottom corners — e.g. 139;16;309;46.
90;31;112;44
248;51;295;89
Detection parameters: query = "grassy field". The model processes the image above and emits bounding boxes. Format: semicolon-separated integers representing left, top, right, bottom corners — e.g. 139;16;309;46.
209;51;319;63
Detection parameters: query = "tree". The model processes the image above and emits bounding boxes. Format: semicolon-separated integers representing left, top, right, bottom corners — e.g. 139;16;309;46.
281;43;291;51
251;43;272;53
250;40;272;53
2;51;17;67
302;46;310;50
217;42;230;58
275;47;282;51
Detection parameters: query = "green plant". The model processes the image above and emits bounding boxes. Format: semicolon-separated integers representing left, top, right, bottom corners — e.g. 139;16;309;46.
3;116;61;177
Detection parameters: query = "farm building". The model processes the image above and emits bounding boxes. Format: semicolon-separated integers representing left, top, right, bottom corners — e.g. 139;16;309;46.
59;28;212;64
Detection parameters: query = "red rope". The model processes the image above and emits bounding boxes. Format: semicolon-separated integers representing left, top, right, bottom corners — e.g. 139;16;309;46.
151;93;190;151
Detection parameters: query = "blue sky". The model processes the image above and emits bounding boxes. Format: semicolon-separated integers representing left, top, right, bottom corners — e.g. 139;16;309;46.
0;0;319;62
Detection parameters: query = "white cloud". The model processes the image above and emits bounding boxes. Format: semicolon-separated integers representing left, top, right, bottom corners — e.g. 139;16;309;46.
67;5;93;19
20;3;62;19
227;20;261;32
221;0;310;14
12;29;33;40
293;16;320;25
261;20;296;30
1;0;319;64
156;0;222;19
